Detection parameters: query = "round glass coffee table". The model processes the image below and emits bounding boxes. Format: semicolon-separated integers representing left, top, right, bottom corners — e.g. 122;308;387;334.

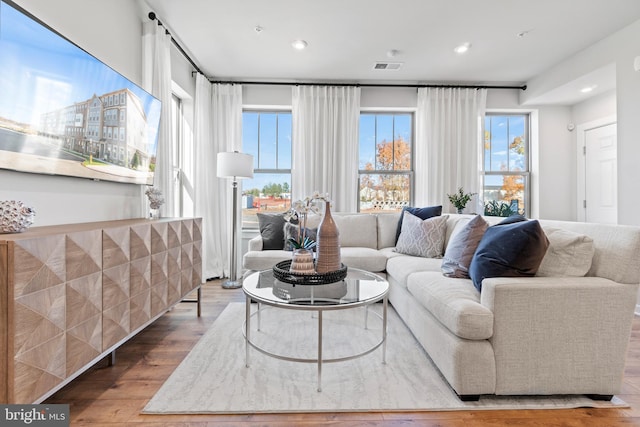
242;268;389;392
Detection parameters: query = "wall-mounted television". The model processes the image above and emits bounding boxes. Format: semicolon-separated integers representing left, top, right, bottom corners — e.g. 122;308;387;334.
0;0;162;185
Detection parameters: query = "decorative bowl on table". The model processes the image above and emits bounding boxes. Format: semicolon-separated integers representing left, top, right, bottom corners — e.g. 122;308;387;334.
273;260;348;285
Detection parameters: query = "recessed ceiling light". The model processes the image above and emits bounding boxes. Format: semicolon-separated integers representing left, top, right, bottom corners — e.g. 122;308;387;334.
580;85;597;93
254;25;264;34
454;43;471;54
291;39;308;50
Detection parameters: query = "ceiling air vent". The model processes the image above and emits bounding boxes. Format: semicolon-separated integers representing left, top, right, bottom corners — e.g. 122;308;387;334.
373;62;403;70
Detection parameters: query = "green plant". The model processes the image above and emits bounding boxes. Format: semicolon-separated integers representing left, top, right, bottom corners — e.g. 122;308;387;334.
447;187;476;210
287;235;317;250
484;200;516;217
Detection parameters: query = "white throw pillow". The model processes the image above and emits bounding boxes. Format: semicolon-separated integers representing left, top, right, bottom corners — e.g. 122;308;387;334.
395;212;448;258
536;227;595;277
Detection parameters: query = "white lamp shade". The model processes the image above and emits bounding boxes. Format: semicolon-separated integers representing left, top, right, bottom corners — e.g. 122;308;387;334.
216;151;254;179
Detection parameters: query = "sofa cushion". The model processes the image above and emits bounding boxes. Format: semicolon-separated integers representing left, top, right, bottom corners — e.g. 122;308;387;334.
395;205;443;244
377;212;401;249
442;215;488;278
536;227;595;277
243;249;292;272
407;271;493;340
395;213;448;258
385;254;443;289
340;247;388;272
257;213;286;250
469;217;549;291
283;222;318;251
333;214;378;248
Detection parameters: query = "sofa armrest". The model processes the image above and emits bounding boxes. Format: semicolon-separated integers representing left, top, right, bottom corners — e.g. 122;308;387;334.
248;235;264;251
480;276;638;395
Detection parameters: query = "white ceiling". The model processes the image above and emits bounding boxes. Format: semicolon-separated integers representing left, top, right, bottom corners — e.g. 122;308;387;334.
142;0;640;104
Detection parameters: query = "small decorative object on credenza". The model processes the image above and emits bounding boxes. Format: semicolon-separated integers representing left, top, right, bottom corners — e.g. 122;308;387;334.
0;200;35;234
145;186;165;219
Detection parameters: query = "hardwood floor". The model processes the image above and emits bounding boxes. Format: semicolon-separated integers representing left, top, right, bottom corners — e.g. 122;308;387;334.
45;279;640;426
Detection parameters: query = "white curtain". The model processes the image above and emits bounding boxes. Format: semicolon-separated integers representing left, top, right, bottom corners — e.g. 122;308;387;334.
415;87;487;213
291;86;360;211
193;80;243;279
142;21;175;217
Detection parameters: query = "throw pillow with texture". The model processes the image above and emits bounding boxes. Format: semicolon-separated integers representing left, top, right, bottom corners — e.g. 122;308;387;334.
469;217;549;291
257;213;286;250
441;214;489;278
395;205;443;244
395;212;448;258
283;222;318;251
536;227;595;277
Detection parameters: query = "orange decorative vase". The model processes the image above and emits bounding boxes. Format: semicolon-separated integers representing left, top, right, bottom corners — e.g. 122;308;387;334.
315;201;341;273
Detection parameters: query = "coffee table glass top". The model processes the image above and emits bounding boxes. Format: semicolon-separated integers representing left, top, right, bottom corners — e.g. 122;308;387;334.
243;268;388;308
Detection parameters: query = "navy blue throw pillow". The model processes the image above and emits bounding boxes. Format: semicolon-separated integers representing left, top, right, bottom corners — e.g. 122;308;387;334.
395;205;442;244
469;218;549;291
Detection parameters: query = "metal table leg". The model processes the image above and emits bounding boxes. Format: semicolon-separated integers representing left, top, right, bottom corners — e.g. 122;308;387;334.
245;296;251;368
317;309;323;392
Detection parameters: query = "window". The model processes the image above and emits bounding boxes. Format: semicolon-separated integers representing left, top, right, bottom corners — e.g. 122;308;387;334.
242;111;292;228
482;113;529;216
358;112;413;212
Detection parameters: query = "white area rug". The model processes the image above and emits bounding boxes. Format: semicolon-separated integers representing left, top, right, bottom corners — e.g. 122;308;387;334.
144;303;627;414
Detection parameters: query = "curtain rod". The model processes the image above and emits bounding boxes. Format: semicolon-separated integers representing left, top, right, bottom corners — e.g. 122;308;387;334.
148;12;205;77
209;80;527;91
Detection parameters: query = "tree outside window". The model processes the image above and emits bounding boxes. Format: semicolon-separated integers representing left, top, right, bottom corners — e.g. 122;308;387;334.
359;113;413;212
483;114;529;216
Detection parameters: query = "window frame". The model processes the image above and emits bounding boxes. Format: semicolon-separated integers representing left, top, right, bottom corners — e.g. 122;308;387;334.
358;110;415;212
482;112;531;217
241;108;293;229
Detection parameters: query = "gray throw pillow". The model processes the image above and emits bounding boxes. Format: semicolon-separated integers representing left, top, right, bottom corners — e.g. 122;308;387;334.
536;227;595;277
395;212;448;258
257;213;286;250
441;215;488;278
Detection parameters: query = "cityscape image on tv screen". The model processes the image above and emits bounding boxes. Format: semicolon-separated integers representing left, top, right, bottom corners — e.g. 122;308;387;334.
0;0;162;185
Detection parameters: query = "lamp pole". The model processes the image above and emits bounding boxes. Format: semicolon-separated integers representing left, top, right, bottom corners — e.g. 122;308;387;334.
223;176;240;289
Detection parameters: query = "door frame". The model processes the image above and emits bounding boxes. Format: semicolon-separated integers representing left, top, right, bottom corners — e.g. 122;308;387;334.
576;115;617;222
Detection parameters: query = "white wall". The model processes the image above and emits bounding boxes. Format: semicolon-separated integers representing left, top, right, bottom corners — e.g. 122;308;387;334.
523;19;640;225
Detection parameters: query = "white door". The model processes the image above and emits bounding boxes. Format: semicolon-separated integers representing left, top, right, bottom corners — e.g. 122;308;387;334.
584;123;617;224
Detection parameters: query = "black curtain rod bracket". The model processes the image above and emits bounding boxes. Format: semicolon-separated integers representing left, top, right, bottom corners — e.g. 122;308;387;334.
148;11;204;77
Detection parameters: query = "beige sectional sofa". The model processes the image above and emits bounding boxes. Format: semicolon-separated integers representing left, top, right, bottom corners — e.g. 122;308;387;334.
242;212;640;400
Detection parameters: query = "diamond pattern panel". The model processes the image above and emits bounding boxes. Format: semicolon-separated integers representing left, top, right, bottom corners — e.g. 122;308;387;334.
151;222;168;255
103;263;130;310
14;283;65;356
150;281;168;318
181;219;193;244
66;230;102;281
130;289;151;331
13;236;65;297
103;300;130;350
130;257;151;296
130;224;151;261
66;314;102;375
103;226;130;270
13;334;65;403
66;272;102;330
168;221;181;249
193;218;202;242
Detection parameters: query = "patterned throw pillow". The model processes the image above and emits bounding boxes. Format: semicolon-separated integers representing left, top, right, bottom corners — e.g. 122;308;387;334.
395;212;448;258
395;205;443;244
441;215;489;278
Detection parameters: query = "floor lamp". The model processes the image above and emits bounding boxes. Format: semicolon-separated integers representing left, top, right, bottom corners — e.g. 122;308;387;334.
217;151;254;289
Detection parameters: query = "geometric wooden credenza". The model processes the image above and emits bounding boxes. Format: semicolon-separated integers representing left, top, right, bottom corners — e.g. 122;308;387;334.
0;217;202;403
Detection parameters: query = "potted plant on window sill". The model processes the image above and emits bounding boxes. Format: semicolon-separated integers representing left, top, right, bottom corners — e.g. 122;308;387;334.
447;188;476;214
